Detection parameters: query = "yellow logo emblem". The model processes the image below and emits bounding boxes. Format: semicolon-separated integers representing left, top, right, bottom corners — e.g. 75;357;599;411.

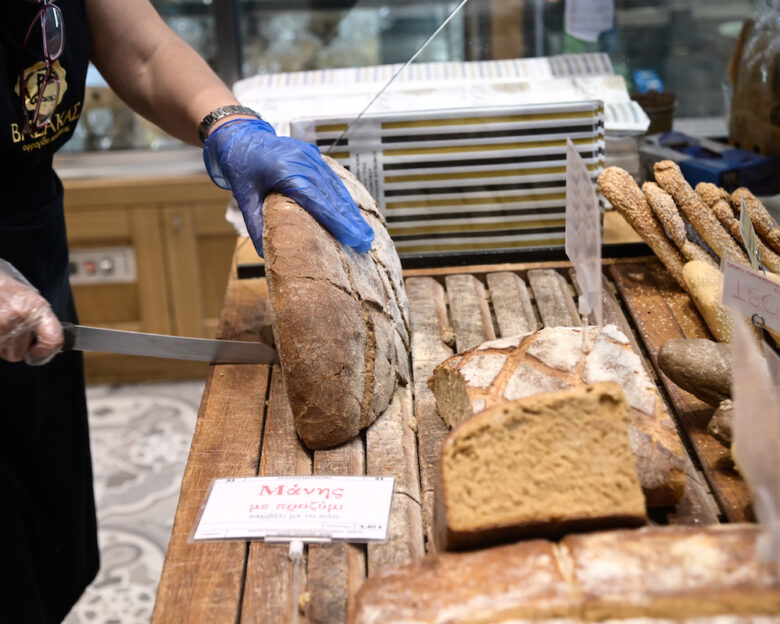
15;59;68;123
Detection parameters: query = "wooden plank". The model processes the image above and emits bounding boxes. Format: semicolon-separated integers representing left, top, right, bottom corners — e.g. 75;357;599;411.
569;269;720;526
130;207;173;335
405;277;453;551
367;384;425;572
162;205;206;337
444;273;496;351
153;273;274;623
242;368;313;624
486;271;540;337
306;438;366;624
527;268;580;327
609;262;753;522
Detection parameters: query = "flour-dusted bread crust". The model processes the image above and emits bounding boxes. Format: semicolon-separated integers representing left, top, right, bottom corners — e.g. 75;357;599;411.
564;524;780;620
263;156;411;449
435;382;646;551
348;524;780;624
348;539;583;624
428;325;686;506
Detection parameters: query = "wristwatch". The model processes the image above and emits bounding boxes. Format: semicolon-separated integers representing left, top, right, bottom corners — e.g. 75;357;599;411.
198;105;262;143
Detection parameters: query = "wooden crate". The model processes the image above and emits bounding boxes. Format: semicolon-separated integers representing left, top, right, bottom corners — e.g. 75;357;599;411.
152;254;749;624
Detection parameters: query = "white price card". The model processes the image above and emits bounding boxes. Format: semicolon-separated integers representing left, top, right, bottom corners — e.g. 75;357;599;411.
191;476;395;543
722;258;780;333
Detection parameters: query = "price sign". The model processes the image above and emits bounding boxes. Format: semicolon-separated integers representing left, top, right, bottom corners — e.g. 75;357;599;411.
191;475;395;543
722;258;780;333
565;138;602;326
739;198;762;272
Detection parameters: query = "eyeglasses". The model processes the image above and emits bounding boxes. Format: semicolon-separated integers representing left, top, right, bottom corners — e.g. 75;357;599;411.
19;0;65;134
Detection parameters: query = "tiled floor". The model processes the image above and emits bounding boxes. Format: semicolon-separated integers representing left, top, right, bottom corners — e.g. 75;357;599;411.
64;380;205;624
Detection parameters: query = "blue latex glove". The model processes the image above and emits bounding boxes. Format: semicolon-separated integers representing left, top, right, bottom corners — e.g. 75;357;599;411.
203;118;374;256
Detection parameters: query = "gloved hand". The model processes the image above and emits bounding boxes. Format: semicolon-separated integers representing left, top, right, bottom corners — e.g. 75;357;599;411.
203;118;374;256
0;260;63;365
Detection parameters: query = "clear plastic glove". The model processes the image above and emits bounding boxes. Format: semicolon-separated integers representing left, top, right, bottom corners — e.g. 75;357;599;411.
203;118;374;257
0;260;63;366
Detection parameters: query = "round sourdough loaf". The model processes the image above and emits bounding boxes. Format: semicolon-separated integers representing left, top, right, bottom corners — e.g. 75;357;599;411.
428;324;686;506
262;156;411;449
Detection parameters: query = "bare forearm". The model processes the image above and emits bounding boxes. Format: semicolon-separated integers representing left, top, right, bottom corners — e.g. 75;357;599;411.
86;0;240;146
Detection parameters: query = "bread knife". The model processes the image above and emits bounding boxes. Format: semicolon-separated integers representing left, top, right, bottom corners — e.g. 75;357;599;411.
60;322;278;364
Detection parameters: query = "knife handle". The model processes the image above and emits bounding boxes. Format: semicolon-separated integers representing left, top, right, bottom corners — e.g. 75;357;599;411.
61;322;76;351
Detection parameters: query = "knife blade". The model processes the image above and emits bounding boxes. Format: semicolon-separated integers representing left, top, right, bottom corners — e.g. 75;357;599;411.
61;322;278;364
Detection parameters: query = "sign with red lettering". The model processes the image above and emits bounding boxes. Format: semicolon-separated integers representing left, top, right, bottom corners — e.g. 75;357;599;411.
191;475;395;542
722;258;780;333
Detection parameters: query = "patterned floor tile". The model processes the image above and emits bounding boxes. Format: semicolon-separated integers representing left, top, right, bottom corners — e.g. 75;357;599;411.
64;380;204;624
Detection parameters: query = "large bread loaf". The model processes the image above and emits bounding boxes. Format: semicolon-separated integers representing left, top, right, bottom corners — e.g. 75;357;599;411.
435;382;646;551
428;324;686;506
348;524;780;623
262;157;411;449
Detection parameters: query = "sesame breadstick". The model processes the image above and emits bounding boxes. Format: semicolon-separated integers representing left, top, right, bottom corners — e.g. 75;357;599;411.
643;181;717;267
598;166;686;288
731;187;780;256
697;182;780;274
654;160;751;268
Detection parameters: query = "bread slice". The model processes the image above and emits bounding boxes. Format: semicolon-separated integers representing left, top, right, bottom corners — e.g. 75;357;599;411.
429;325;686;506
348;524;779;624
263;156;411;449
435;382;646;551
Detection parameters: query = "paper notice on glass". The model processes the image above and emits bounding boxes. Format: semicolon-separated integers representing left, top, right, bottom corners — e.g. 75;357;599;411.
191;476;395;543
565;0;615;43
566;138;602;327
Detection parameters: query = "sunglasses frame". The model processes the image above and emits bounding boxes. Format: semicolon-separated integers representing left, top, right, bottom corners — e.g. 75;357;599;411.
19;1;65;134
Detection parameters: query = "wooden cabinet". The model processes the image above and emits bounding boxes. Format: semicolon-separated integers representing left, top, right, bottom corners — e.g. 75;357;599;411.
61;163;236;384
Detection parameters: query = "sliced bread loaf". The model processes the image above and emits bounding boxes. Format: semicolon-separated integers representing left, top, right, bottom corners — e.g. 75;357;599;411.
428;324;686;506
435;382;646;551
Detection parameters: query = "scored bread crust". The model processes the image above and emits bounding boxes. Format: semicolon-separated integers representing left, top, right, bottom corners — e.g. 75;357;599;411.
428;325;686;506
262;156;411;449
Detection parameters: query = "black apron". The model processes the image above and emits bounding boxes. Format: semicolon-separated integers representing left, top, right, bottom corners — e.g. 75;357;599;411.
0;2;98;622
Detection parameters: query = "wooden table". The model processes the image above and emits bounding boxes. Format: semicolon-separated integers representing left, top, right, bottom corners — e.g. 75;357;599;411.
151;252;751;624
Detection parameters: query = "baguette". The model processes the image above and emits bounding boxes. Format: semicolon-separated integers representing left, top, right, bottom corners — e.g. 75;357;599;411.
654;161;750;268
598;167;687;288
732;187;780;256
643;181;717;267
697;183;780;274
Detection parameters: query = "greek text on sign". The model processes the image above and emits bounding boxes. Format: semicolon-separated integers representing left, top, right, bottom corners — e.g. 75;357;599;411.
192;475;395;542
722;258;780;333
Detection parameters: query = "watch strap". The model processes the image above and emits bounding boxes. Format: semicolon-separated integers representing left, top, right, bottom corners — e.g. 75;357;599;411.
198;105;262;143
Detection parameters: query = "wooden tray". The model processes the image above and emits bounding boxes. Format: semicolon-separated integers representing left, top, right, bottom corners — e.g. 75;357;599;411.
151;255;750;624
